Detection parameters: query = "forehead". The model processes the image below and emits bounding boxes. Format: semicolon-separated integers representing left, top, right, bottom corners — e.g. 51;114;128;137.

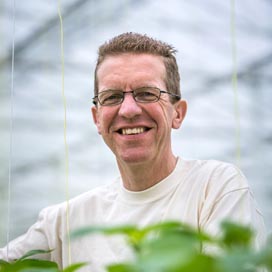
96;53;166;89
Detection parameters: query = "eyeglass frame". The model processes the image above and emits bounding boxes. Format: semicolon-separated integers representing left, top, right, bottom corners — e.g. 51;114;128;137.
92;86;181;106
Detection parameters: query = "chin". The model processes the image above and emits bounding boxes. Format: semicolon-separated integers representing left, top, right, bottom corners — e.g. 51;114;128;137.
117;151;152;165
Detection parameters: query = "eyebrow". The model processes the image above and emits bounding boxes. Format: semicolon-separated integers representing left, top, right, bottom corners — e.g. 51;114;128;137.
99;86;157;92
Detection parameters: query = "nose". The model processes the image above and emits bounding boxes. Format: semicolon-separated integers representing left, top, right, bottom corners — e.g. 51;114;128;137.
118;92;142;119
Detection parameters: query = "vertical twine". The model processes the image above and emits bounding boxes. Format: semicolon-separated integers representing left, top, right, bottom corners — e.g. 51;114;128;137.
57;0;72;265
7;0;16;261
231;0;241;166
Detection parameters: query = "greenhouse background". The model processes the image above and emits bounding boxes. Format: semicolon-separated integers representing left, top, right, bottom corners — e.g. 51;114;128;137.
0;0;271;247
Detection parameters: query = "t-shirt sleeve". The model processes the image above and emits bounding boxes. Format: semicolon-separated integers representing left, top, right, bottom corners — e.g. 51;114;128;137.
199;163;266;250
0;206;62;262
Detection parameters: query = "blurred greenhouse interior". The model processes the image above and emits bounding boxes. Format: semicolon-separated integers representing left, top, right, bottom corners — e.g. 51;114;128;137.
0;0;271;246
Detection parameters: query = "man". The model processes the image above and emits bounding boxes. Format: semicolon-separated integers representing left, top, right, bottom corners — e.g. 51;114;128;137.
0;32;266;271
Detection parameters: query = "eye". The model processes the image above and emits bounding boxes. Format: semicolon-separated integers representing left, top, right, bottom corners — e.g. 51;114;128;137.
99;91;123;105
135;87;160;102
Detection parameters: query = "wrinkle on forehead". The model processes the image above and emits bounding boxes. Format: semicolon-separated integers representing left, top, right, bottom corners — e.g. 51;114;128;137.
97;53;167;92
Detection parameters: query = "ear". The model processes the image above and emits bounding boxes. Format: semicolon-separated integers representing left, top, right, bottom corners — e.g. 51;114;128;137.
91;106;102;134
172;99;187;129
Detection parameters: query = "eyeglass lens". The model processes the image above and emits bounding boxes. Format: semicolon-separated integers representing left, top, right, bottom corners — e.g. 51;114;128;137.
98;87;161;106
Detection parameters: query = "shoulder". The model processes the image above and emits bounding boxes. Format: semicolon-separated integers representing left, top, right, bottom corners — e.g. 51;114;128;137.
182;157;246;179
179;158;250;194
39;179;121;221
182;158;243;175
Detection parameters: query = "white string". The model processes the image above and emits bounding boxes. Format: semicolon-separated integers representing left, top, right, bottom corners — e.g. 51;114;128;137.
57;0;72;264
230;0;241;166
7;0;16;260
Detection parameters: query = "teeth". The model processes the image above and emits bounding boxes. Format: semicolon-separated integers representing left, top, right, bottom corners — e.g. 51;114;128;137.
122;127;145;135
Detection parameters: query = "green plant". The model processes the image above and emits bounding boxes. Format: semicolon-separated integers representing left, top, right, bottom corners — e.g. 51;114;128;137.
72;221;271;272
0;249;86;272
1;221;271;271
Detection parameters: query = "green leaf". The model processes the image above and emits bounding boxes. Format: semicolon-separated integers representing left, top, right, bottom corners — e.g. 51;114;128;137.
220;221;254;249
0;258;59;272
141;220;215;246
0;260;9;272
17;269;59;272
141;221;184;233
17;249;53;261
71;224;145;253
71;225;137;239
176;254;216;272
136;231;201;271
12;259;59;272
62;262;87;272
107;263;139;272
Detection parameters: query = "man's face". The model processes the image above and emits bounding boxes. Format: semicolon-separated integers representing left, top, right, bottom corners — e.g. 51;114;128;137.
92;53;186;166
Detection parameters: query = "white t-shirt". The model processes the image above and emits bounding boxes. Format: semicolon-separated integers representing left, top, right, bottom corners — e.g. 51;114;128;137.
0;158;266;271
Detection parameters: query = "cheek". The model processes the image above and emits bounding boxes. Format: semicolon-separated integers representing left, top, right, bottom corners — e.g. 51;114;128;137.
98;110;115;134
92;107;102;134
157;103;174;129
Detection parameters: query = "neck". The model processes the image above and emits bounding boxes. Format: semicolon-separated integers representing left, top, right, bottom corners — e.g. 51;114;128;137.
117;154;177;191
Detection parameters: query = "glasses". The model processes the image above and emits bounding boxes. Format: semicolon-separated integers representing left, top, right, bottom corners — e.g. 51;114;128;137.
93;87;180;106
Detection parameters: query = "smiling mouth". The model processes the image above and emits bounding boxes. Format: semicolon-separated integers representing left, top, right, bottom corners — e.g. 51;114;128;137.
118;127;149;135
